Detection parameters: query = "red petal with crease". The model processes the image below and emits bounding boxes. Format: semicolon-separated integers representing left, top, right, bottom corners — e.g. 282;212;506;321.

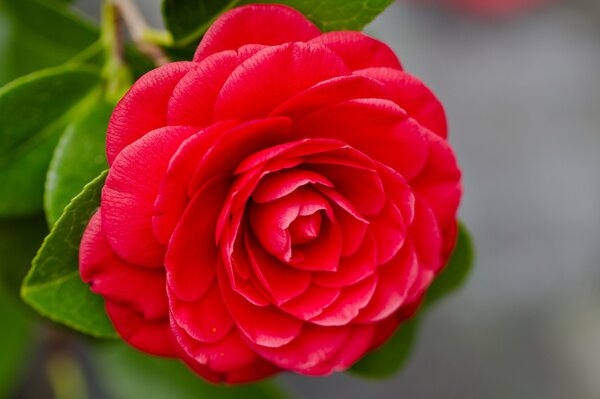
102;126;199;268
168;52;246;127
214;42;349;121
411;131;462;259
355;242;419;323
369;199;407;265
172;323;257;373
244;232;311;305
105;302;176;357
166;176;229;302
249;324;350;372
194;4;320;61
302;325;375;375
251;169;333;203
219;266;303;348
310;275;378;326
306;160;385;216
106;62;193;164
153;121;239;245
290;220;342;272
313;231;378;288
270;75;386;121
80;212;168;320
355;67;448;137
280;285;341;320
170;283;234;344
292;98;429;180
189;118;292;195
310;31;402;71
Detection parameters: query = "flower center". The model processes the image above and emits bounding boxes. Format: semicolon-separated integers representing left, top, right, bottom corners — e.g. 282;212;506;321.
288;211;322;245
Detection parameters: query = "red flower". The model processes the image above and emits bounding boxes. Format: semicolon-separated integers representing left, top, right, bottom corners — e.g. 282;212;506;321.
80;4;461;383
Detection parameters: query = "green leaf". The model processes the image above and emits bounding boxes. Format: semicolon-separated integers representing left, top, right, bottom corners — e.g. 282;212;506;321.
0;0;98;86
45;100;111;226
92;342;290;399
350;223;473;378
0;281;32;398
22;170;117;338
350;317;419;378
0;65;102;217
0;215;48;295
162;0;394;47
424;223;474;307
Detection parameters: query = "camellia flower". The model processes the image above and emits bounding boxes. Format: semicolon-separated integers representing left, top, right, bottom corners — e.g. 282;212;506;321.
80;4;462;383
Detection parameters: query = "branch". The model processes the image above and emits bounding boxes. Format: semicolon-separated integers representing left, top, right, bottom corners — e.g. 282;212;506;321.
110;0;171;66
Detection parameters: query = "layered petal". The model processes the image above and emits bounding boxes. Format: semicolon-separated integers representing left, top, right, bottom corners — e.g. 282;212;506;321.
310;31;402;71
102;126;199;268
80;212;168;320
214;42;350;121
107;62;194;164
194;4;320;61
105;302;176;357
355;67;448;137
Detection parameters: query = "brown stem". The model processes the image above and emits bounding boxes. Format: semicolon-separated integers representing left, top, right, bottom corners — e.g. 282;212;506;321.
110;0;170;66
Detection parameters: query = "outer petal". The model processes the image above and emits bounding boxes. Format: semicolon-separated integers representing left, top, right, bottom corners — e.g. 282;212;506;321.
106;62;194;164
102;126;199;268
218;265;303;348
292;98;428;180
214;42;350;121
355;241;419;323
301;324;375;375
180;351;280;384
153;121;239;245
194;4;320;61
355;67;448;137
248;324;350;373
170;283;234;344
411;131;462;260
309;275;378;326
270;75;387;122
172;323;258;373
80;212;168;320
105;302;176;357
310;31;402;71
165;175;229;302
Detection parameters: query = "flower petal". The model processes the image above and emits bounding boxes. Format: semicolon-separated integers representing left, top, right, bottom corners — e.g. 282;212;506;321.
244;231;312;305
107;62;194;164
355;67;448;137
279;285;341;320
249;324;350;373
310;274;378;326
270;74;386;122
170;283;234;344
411;131;462;260
292;98;428;180
153;121;239;245
219;266;303;348
313;230;378;288
355;241;419;323
310;31;402;71
214;42;349;121
102;126;199;268
165;175;229;302
80;212;168;320
105;301;176;357
194;4;320;61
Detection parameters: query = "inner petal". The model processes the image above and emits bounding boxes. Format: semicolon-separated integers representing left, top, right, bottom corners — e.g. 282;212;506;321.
289;211;322;245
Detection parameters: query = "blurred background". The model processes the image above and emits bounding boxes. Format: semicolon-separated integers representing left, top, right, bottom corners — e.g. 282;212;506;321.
4;0;600;397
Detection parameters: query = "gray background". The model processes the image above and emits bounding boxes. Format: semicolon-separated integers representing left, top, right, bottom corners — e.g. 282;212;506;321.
76;1;600;397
